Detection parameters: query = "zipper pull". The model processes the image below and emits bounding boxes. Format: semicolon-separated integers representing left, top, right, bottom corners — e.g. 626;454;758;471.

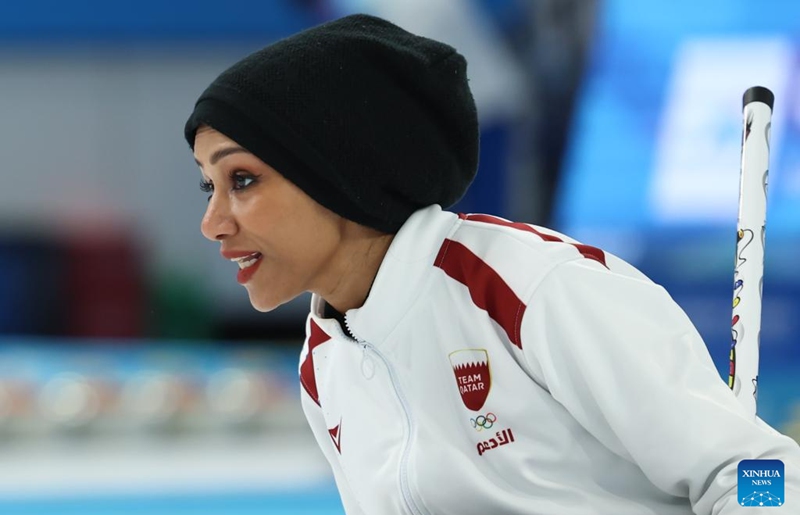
360;344;376;380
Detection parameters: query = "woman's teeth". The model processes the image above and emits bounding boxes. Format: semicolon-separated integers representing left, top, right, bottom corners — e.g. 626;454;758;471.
232;253;262;269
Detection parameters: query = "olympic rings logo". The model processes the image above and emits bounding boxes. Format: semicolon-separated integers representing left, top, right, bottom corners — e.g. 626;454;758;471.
470;413;497;431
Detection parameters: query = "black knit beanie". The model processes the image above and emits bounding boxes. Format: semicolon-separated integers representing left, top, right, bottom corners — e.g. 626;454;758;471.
184;14;479;234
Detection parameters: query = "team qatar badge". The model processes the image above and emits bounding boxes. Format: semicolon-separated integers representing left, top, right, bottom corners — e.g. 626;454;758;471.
449;349;491;412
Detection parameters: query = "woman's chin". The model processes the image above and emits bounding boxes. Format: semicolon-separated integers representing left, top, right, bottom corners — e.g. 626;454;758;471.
249;295;280;313
246;287;291;313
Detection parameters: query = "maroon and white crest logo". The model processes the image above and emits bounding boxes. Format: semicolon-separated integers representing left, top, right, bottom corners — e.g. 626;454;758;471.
449;349;491;411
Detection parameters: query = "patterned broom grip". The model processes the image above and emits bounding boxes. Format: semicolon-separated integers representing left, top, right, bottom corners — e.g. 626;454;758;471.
729;86;774;419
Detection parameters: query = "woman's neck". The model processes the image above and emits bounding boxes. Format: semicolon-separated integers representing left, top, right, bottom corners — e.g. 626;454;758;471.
317;227;394;313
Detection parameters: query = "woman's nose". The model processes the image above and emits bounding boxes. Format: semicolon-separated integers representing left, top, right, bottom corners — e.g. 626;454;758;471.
200;195;237;241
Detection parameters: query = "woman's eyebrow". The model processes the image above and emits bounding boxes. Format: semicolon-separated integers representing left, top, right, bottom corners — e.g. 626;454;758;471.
195;146;249;167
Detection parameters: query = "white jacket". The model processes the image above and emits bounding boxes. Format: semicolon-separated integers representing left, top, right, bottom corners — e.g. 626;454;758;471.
299;205;800;514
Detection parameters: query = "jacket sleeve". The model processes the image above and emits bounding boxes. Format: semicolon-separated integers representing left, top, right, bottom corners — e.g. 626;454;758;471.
519;258;800;514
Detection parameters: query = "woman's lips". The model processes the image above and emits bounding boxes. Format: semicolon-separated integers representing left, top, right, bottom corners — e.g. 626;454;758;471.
220;250;264;284
236;254;263;284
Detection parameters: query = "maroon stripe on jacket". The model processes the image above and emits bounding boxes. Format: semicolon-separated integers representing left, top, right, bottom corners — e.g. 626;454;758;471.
300;319;331;406
459;213;607;268
434;239;525;349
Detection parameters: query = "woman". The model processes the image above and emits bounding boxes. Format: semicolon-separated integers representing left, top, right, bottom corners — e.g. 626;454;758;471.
185;14;800;515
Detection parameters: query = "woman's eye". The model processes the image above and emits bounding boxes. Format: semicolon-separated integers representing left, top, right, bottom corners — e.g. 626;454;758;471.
231;173;256;190
199;179;213;202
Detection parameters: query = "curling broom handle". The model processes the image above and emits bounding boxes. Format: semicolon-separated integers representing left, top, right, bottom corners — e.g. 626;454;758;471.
729;86;774;420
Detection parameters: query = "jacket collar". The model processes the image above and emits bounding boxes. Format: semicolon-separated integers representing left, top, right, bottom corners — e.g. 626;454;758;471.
310;205;458;345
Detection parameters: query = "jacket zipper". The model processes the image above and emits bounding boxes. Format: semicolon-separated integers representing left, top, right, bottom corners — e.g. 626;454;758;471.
343;317;425;515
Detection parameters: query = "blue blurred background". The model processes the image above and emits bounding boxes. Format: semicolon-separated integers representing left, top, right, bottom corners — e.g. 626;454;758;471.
0;0;798;513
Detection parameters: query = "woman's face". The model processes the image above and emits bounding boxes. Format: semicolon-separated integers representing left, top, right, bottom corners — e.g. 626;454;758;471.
194;127;344;312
